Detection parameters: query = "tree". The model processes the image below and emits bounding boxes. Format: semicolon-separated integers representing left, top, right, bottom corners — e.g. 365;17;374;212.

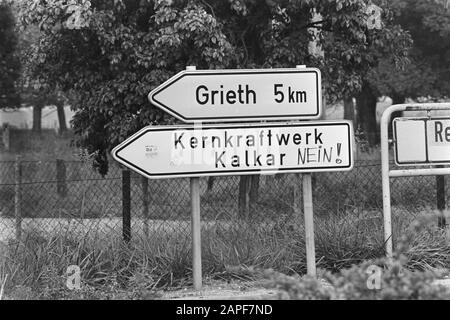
359;0;450;144
17;0;410;173
13;10;68;133
0;1;20;109
385;0;450;101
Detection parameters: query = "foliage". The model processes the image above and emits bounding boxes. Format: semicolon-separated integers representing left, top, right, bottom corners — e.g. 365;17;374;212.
267;255;450;300
8;2;68;135
18;42;67;113
268;213;450;300
367;0;450;100
16;0;411;174
0;0;21;108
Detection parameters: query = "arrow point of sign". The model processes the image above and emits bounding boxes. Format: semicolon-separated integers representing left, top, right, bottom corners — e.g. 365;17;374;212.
148;71;189;122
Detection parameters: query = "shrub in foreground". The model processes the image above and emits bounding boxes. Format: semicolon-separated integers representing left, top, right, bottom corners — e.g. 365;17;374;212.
266;256;450;300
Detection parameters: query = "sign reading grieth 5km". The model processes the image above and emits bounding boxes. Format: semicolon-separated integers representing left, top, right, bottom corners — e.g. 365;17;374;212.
148;68;321;122
111;121;353;179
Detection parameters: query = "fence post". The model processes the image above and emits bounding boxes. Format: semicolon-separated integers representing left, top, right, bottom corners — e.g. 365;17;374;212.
56;159;67;197
249;175;259;215
206;177;214;193
436;169;446;229
15;156;22;240
238;176;250;217
2;123;10;151
293;174;301;215
141;176;149;237
122;169;131;242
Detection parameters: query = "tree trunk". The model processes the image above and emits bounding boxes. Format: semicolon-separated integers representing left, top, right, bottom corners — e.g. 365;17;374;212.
249;175;260;211
33;104;42;133
391;94;405;105
391;93;405;119
238;176;251;217
56;101;67;134
207;177;214;192
356;83;378;146
343;96;355;121
389;93;405;138
141;176;149;237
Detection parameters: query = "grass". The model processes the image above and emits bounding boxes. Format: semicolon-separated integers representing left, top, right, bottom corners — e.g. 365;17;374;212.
1;207;449;299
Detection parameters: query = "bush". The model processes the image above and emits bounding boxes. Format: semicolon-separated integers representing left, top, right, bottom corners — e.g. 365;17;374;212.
266;255;450;300
267;215;450;300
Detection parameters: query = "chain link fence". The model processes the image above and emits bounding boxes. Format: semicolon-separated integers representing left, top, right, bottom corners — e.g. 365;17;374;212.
0;158;446;244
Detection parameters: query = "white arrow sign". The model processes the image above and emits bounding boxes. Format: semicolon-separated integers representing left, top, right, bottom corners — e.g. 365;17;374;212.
148;68;321;123
111;121;353;179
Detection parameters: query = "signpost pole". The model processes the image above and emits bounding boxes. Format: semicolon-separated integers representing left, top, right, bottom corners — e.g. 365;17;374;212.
436;167;446;229
303;173;316;277
187;65;202;291
296;65;316;277
381;105;396;260
122;169;131;243
190;177;202;290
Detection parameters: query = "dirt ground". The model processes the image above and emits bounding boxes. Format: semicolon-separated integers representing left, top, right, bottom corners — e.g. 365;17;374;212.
160;277;450;300
160;279;280;300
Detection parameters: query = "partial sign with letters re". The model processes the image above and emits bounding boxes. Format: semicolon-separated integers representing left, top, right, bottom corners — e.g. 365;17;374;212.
394;117;450;165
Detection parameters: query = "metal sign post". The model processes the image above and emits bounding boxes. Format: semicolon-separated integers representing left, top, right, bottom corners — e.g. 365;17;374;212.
190;175;202;290
381;103;450;258
302;172;316;277
186;66;203;290
296;64;316;277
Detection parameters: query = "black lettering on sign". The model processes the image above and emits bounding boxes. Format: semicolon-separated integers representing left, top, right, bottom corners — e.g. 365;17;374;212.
214;151;286;168
174;132;185;149
273;84;307;103
314;129;323;144
195;84;256;105
196;85;208;105
226;90;236;104
298;147;334;165
434;121;450;143
435;121;443;142
190;137;198;148
215;151;226;168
